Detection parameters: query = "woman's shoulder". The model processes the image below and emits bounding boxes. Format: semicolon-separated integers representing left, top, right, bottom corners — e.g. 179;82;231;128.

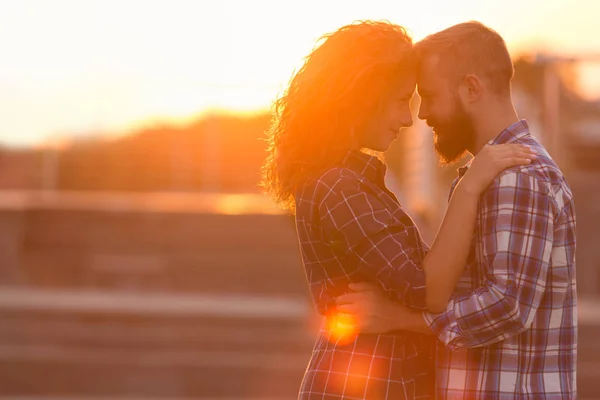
313;167;367;200
295;167;364;210
318;166;365;188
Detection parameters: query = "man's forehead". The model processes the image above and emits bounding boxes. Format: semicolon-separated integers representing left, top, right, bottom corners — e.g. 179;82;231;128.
417;54;444;88
417;54;441;78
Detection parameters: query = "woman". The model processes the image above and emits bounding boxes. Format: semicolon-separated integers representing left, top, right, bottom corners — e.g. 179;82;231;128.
261;21;534;399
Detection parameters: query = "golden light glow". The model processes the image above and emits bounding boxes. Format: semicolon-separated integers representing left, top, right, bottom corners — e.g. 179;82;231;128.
1;0;599;145
213;194;282;215
326;313;359;345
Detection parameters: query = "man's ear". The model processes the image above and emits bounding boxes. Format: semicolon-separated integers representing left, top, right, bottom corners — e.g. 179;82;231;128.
458;74;482;103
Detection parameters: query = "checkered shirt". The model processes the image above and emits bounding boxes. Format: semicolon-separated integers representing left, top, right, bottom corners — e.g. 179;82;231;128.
424;120;577;399
295;150;435;399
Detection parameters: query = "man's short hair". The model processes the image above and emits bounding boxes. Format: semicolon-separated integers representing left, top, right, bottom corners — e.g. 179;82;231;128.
415;21;514;95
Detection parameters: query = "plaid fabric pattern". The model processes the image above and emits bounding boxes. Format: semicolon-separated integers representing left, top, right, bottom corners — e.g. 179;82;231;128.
295;150;435;399
425;120;577;399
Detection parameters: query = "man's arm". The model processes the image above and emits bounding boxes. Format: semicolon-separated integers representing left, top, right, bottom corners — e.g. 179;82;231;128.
423;170;555;350
335;282;433;335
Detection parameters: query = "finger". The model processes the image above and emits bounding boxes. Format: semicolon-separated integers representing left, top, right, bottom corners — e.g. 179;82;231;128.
507;143;533;150
492;146;537;161
336;292;364;305
524;145;537;154
497;151;536;162
505;144;537;156
508;145;536;155
490;144;531;156
500;157;533;168
489;143;530;151
348;282;379;292
507;149;537;160
336;304;359;314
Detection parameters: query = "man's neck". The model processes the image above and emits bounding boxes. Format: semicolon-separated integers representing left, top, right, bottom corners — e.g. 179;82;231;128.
470;102;519;155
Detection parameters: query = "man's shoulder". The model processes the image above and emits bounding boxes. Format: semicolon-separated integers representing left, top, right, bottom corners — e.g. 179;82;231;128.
483;143;574;216
493;137;570;199
510;136;566;185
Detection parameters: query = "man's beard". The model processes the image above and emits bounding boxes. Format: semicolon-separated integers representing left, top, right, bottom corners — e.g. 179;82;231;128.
431;101;476;164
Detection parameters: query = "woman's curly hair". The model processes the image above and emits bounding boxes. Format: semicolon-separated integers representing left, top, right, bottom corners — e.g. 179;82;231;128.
261;20;415;213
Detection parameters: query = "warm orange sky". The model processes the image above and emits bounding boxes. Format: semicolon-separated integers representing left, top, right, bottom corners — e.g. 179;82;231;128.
2;0;600;146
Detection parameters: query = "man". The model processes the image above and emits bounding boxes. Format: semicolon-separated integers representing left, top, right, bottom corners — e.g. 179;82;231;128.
337;21;577;399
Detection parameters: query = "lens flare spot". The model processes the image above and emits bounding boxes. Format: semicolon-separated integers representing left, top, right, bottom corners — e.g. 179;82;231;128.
326;313;358;345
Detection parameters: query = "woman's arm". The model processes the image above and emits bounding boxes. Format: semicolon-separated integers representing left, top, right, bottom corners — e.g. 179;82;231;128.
421;182;479;312
421;144;535;312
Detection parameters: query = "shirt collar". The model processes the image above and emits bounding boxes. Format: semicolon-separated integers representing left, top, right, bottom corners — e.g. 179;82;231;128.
341;149;387;182
488;119;531;146
457;119;531;178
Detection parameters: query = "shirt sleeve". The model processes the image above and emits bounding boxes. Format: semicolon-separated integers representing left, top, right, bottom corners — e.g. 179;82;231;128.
424;170;556;349
317;169;427;309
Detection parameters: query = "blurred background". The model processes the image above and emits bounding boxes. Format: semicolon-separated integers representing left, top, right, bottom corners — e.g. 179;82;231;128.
0;0;599;398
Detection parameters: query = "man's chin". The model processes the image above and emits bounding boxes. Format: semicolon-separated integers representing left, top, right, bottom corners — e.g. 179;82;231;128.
434;143;468;165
